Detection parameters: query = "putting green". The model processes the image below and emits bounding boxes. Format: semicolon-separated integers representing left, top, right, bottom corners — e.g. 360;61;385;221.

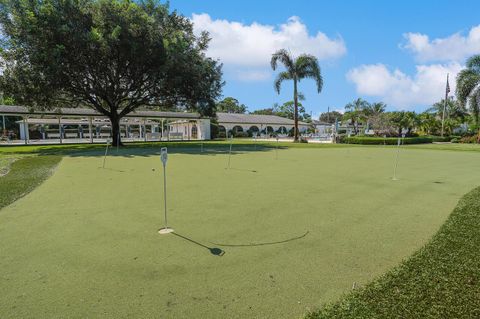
1;146;479;318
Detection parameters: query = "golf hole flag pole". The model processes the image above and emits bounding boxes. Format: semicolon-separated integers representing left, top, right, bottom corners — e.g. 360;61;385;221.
159;147;174;234
275;136;279;159
392;134;404;180
227;134;233;169
102;138;111;169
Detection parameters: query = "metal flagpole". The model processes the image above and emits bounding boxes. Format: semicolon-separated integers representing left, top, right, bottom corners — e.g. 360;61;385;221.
441;73;450;137
159;147;173;234
102;138;110;168
392;135;402;180
227;135;233;169
275;136;279;159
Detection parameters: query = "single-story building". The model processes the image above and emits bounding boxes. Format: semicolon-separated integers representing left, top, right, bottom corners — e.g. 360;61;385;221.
169;112;309;138
0;105;210;144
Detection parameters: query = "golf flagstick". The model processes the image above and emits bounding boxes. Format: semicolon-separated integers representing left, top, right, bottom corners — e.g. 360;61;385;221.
227;135;233;169
275;136;279;159
392;134;403;180
159;147;173;234
102;138;111;168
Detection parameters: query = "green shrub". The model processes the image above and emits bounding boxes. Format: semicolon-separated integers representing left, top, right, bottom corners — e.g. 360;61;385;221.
233;131;249;138
342;136;432;145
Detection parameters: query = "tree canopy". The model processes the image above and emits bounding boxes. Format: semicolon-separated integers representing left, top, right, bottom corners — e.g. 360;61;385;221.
319;111;343;123
215;97;247;114
456;55;480;129
0;0;223;145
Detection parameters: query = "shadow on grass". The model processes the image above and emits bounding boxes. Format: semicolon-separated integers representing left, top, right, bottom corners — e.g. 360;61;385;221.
225;167;258;173
172;232;225;257
211;231;309;247
1;141;289;158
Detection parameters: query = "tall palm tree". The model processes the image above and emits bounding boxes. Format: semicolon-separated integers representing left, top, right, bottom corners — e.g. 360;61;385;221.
271;49;323;141
456;55;480;130
343;98;369;134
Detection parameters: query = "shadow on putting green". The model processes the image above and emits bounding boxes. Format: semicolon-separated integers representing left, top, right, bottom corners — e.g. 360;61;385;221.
211;231;309;247
172;232;225;256
225;167;258;173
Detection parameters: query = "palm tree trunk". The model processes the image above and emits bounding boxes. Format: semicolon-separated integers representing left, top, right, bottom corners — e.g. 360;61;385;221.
293;77;299;142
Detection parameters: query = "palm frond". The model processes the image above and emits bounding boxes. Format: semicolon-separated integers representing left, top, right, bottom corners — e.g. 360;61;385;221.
270;49;294;71
466;54;480;74
456;69;480;105
273;71;291;94
295;54;323;93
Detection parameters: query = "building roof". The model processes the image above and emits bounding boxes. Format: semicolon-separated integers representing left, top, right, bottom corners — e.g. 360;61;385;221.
0;105;203;119
16;118;158;125
216;112;308;126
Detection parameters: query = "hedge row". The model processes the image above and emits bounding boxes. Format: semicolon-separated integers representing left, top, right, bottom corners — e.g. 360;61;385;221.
307;186;480;318
342;136;433;145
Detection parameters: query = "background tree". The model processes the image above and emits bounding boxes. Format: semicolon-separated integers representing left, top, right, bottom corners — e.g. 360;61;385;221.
250;108;277;116
215;97;247;113
319;110;342;124
428;98;468;122
276;100;310;121
0;0;223;146
418;112;437;135
388;111;417;136
271;49;323;141
343;98;369;134
456;55;480;131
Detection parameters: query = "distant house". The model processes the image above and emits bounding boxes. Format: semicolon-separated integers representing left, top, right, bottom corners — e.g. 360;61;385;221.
170;112;309;137
216;112;309;135
311;120;333;135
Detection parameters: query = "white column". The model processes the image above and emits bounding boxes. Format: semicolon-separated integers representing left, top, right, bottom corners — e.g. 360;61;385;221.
58;117;62;144
88;117;93;143
23;117;29;145
143;118;147;142
161;119;164;140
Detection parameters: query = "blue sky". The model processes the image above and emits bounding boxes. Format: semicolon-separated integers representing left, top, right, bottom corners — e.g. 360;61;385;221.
170;0;480;118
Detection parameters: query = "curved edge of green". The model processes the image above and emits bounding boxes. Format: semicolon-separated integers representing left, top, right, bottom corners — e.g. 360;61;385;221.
0;155;62;210
306;186;480;319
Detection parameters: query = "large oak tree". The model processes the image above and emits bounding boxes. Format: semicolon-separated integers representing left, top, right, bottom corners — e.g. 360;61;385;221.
0;0;223;145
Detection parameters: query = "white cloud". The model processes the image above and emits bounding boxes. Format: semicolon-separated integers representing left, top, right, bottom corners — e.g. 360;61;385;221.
402;25;480;62
191;13;346;69
346;62;463;109
235;69;271;82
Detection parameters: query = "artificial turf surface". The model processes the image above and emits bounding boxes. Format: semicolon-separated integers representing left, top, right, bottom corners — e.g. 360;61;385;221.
0;144;479;318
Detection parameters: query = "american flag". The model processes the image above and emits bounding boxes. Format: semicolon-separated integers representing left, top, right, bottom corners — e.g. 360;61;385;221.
446;74;450;95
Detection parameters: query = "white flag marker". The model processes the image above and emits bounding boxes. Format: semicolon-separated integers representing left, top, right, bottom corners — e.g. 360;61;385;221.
227;135;233;169
159;147;174;234
102;138;111;168
392;135;404;181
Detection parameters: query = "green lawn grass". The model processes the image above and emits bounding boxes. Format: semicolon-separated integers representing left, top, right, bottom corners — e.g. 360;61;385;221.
0;155;61;209
307;185;480;319
0;144;479;318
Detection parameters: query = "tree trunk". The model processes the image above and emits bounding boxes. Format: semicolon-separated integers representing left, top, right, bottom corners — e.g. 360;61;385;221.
293;78;299;142
109;114;122;147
